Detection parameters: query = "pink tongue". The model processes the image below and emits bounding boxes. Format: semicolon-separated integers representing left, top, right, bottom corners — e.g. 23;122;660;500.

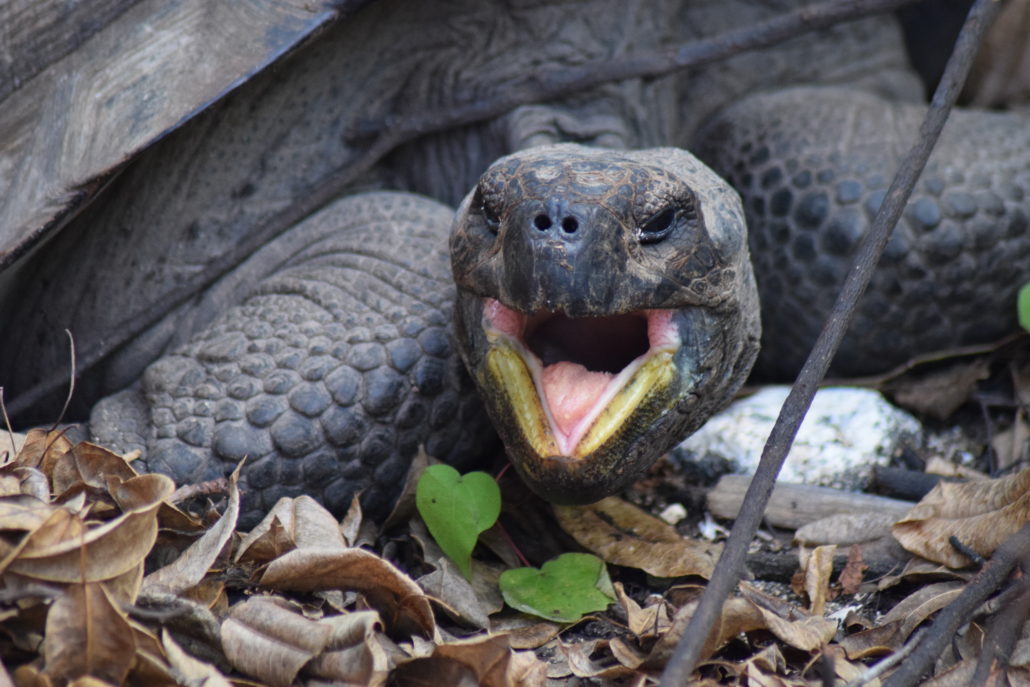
540;362;614;439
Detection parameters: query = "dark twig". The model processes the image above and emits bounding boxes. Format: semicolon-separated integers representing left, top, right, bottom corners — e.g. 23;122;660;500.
882;520;1030;687
971;572;1030;685
660;0;1002;683
7;0;921;422
948;535;986;568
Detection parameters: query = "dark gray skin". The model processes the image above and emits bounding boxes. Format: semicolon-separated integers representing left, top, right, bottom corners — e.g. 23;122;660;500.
1;1;1028;524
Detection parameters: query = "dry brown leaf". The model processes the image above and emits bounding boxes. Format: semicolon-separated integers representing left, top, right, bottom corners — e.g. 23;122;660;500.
9;468;50;502
42;582;135;686
236;494;344;565
801;546;835;615
141;469;239;596
66;678;118;687
9;474;172;583
221;596;334;687
877;556;969;591
614;583;671;639
837;545;868;595
10;430;74;474
609;637;647;671
50;443;137;498
740;584;837;652
880;581;963;640
893;467;1030;567
304;611;391;686
0;430;26;461
888;358;990;420
258;546;435;638
417;556;502;630
993;416;1030;472
435;634;545;686
339;494;364;547
156;629;233;687
645;595;766;669
391;657;479;687
0;495;65;533
392;633;544;687
561;639;637;679
488;615;561;650
382;445;431;531
554;497;721;578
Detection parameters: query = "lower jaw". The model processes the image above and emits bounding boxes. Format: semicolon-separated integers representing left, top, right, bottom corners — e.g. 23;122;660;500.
480;340;681;501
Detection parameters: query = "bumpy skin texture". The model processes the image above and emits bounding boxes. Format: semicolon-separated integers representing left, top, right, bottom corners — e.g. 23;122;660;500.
19;1;1027;522
93;193;492;524
694;87;1030;377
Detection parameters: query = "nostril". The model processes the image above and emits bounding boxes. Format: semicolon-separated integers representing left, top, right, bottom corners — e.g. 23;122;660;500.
534;214;552;231
561;217;578;234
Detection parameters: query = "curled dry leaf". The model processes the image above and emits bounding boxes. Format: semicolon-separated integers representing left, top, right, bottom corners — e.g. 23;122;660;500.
8;474;173;584
161;630;234;687
645;596;766;669
394;633;545;687
488;615;562;650
837;545;868;596
222;596;336;687
50;442;138;497
42;582;135;686
305;611;391;686
740;584;837;652
10;429;74;473
892;467;1030;567
258;546;435;638
554;497;721;578
236;494;346;565
801;545;836;615
418;556;503;630
561;639;638;680
141;469;240;596
614;583;671;639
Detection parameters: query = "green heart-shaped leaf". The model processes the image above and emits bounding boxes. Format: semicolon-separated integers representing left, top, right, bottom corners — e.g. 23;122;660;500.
416;464;501;578
1019;282;1030;334
498;552;615;622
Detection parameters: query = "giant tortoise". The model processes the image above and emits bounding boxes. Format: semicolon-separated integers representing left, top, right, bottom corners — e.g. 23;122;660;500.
2;0;1028;525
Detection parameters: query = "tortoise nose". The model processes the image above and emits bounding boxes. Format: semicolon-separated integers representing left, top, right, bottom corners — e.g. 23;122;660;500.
529;199;586;240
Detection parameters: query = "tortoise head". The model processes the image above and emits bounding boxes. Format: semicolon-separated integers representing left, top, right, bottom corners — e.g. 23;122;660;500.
450;144;760;503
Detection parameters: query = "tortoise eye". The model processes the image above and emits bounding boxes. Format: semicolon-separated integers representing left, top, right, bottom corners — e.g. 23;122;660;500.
639;207;675;244
481;201;500;231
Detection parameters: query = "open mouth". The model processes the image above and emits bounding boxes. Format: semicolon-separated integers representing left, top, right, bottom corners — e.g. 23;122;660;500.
481;298;680;459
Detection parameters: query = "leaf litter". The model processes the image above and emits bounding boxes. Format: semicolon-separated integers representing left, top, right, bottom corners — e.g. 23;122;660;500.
2;336;1030;686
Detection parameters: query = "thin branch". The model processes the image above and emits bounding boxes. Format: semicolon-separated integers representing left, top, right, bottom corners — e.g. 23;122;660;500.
7;0;921;422
882;520;1030;687
971;573;1030;685
659;0;1003;682
844;629;925;687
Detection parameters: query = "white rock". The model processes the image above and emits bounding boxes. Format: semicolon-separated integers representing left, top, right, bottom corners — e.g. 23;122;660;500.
676;386;922;490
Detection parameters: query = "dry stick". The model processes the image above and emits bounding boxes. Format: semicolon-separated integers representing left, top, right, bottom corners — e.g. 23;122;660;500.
6;0;920;420
659;0;1003;683
970;571;1030;685
883;521;1030;687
